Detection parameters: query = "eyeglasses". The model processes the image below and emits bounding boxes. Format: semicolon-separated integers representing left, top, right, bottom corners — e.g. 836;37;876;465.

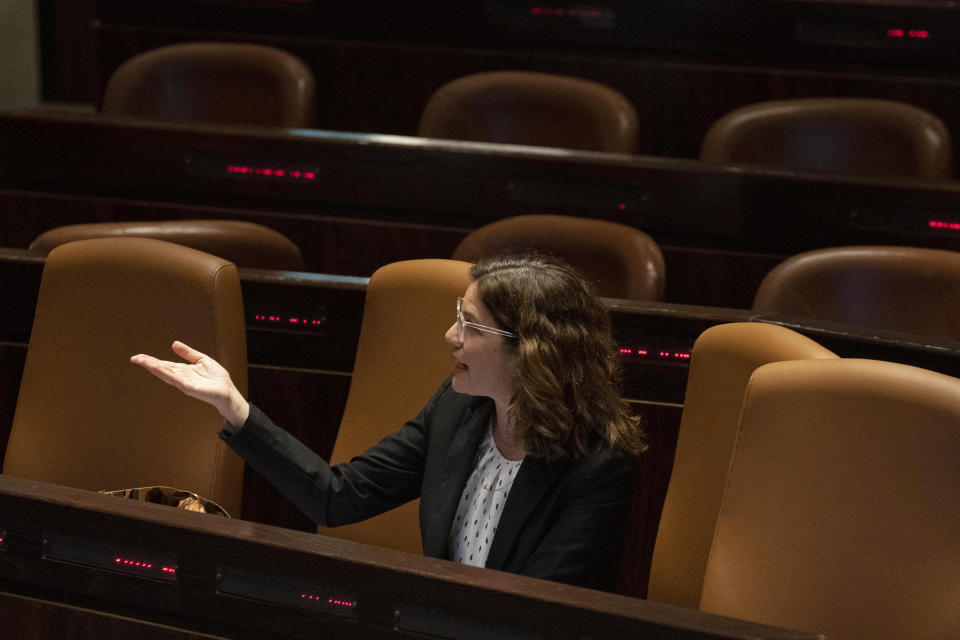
456;297;517;341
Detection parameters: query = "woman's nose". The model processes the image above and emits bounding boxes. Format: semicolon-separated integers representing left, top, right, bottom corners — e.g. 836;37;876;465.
444;322;460;346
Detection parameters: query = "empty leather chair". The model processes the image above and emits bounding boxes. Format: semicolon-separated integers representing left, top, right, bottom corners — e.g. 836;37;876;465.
452;215;664;301
700;358;960;640
101;42;317;128
316;259;473;553
3;237;247;517
701;98;953;179
29;220;304;271
752;245;960;342
647;322;837;609
417;71;639;153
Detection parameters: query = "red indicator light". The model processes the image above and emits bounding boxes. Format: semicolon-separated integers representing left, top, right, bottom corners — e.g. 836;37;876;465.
162;566;177;575
929;219;960;231
908;30;929;39
887;28;905;37
618;203;626;212
329;598;356;609
114;556;157;570
226;164;317;180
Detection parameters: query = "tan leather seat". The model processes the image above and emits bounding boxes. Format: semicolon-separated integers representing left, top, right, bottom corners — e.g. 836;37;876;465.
29;220;304;271
752;245;960;342
101;42;317;128
647;322;837;608
700;358;960;640
452;215;664;301
701;98;953;179
417;71;639;153
317;259;473;553
3;237;247;517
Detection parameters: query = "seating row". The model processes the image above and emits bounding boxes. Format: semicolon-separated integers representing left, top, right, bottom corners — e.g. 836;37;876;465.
23;216;960;344
100;42;955;179
4;238;958;640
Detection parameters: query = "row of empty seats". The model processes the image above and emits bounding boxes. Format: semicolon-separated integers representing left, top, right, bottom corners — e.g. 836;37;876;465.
97;42;955;179
4;240;957;640
24;215;960;343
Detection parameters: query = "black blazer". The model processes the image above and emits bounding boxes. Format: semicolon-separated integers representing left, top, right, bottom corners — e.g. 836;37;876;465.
222;378;637;590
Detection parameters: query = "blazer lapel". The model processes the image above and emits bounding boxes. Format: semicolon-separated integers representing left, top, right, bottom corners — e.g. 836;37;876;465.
421;401;492;558
484;454;569;572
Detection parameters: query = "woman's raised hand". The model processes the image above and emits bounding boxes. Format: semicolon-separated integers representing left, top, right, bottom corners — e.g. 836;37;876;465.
130;341;250;426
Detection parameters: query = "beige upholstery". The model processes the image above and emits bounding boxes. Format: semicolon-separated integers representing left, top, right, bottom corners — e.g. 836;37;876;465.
701;358;960;640
752;245;960;342
29;220;304;271
647;322;837;608
3;237;247;517
452;215;664;301
317;259;473;553
417;71;639;153
701;98;953;179
101;42;317;128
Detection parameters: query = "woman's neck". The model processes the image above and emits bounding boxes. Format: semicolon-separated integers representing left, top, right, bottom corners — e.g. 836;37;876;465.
493;402;526;461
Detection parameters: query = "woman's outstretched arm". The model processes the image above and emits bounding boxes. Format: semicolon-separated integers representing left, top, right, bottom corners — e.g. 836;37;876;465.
130;340;249;426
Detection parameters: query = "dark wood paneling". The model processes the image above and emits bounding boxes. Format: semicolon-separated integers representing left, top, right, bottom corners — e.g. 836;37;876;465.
0;475;821;639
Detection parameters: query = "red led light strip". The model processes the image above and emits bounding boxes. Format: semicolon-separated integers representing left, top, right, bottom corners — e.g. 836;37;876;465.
227;165;317;180
254;314;324;326
114;557;176;575
619;348;690;360
930;219;960;231
887;28;929;39
300;593;356;609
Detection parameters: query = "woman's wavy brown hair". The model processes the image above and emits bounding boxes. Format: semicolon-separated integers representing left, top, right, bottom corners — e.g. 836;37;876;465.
471;254;647;460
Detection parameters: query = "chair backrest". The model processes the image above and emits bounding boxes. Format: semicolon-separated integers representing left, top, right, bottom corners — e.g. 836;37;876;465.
452;215;664;301
701;98;953;179
317;259;473;553
2;237;247;517
752;245;960;342
29;220;304;271
417;71;639;153
700;358;960;640
647;322;837;608
101;42;317;128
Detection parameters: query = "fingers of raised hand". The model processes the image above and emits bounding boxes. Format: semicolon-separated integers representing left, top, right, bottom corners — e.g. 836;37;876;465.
171;341;207;364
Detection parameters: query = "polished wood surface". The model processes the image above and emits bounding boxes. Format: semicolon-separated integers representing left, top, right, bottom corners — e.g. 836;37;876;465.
0;475;821;639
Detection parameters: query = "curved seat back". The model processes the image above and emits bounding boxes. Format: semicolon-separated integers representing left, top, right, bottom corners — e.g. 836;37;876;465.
418;71;639;153
3;237;247;517
752;245;960;342
647;322;837;608
453;215;664;301
30;220;304;271
317;259;473;553
701;358;960;640
101;42;317;128
701;98;953;179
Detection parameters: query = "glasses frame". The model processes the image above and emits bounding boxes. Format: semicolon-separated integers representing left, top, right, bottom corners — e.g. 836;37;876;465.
457;297;517;341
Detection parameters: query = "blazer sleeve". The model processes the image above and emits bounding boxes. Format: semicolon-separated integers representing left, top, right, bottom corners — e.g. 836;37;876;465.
220;382;450;526
518;450;637;590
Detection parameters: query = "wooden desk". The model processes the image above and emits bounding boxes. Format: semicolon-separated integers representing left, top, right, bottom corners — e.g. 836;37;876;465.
0;475;821;639
4;110;960;308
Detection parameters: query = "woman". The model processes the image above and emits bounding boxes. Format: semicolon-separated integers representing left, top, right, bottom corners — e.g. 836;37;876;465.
131;254;646;589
